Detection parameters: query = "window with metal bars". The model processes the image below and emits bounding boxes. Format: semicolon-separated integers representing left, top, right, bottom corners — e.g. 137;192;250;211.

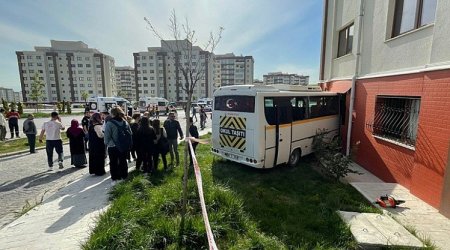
372;96;420;147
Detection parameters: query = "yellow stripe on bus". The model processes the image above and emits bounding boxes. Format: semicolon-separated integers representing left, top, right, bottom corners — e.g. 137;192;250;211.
265;115;338;130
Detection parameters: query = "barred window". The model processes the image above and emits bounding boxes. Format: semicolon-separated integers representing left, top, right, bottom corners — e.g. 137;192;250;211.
372;96;420;147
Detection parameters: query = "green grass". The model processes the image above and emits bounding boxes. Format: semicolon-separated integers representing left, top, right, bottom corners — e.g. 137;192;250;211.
22;112;84;118
0;133;68;155
83;134;380;249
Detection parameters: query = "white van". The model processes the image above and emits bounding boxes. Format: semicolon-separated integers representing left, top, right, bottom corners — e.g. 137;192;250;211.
139;97;169;114
87;97;130;113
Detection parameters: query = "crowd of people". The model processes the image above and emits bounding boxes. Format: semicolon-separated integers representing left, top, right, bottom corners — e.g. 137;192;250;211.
11;106;201;186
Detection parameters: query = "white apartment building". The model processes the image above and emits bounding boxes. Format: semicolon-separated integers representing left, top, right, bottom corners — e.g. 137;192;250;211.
133;40;213;103
263;72;309;85
16;40;116;103
213;53;254;87
115;66;136;101
0;87;15;102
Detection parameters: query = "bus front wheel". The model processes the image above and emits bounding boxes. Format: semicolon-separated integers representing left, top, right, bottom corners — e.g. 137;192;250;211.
288;149;301;167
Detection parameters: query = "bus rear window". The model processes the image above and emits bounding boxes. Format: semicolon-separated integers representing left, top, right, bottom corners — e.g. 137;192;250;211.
214;96;255;113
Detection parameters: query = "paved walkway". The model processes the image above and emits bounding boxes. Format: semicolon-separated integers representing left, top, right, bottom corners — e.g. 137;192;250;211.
0;128;212;249
344;163;450;250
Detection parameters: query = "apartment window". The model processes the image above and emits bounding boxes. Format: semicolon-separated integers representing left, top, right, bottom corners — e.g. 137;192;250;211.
50;77;54;81
150;77;155;80
150;70;154;73
28;62;33;66
149;63;154;66
392;0;437;37
85;57;90;61
47;56;52;60
23;77;28;80
87;77;92;81
149;56;153;59
142;56;146;60
38;70;43;73
337;23;354;57
49;64;53;67
39;77;44;80
79;77;84;81
29;70;35;73
143;70;147;74
86;64;91;67
80;84;85;87
21;70;26;73
77;64;83;67
96;65;101;68
143;77;148;80
78;70;83;74
77;57;82;61
371;96;420;147
27;55;32;59
87;70;92;74
142;63;147;66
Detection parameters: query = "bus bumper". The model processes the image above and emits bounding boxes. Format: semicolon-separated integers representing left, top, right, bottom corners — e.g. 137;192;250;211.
211;148;264;168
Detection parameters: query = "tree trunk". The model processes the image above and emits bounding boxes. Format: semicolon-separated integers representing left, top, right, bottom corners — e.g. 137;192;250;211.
181;95;192;219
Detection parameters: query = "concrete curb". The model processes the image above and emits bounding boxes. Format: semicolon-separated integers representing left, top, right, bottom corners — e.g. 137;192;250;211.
0;141;70;159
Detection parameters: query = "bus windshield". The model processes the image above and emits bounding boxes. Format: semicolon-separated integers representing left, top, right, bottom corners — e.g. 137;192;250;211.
214;95;255;113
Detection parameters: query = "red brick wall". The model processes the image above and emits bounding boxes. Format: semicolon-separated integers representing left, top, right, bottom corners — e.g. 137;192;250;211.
327;69;450;209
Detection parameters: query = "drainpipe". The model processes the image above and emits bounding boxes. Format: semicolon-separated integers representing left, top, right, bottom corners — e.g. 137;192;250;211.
346;0;365;156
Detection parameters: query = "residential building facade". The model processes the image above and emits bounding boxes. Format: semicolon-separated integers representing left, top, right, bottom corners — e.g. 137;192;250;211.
320;0;450;217
133;40;213;103
0;87;15;102
115;66;136;101
213;53;254;87
16;40;116;103
263;72;309;85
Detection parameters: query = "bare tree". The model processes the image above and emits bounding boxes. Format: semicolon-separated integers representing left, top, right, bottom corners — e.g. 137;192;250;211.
144;10;223;219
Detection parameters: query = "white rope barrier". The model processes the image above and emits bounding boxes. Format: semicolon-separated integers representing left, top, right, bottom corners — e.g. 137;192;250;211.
186;137;218;250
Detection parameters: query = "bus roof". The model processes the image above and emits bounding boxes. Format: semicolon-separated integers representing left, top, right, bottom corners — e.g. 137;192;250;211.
214;84;331;96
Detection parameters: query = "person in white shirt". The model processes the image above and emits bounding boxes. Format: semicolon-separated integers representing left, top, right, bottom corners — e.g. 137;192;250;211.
39;112;65;170
0;108;7;141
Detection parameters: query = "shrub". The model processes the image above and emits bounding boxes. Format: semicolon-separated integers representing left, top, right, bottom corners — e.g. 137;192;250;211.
57;102;63;113
17;102;24;115
313;130;360;181
66;102;72;114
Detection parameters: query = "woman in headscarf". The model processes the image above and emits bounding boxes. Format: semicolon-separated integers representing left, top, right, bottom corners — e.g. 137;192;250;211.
88;113;106;175
66;119;87;168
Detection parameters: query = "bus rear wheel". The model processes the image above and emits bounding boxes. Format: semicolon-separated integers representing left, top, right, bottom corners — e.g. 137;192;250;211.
288;149;301;167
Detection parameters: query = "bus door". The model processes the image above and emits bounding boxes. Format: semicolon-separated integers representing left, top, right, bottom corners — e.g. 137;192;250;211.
264;97;293;167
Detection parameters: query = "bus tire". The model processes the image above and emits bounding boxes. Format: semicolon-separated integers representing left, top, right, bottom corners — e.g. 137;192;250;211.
288;149;301;167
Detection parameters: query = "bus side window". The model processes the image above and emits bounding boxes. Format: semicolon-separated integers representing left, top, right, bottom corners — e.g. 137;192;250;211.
309;96;323;118
264;98;276;125
293;97;307;121
275;97;292;124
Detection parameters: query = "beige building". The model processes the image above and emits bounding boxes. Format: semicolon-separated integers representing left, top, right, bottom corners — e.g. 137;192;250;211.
213;53;254;87
133;40;213;103
115;66;136;101
16;40;116;103
263;72;309;85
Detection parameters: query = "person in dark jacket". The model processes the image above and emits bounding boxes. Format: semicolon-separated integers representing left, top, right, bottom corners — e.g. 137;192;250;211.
152;119;168;170
135;116;156;174
88;113;106;175
104;107;132;185
188;117;199;166
81;111;90;151
66;119;87;168
23;114;37;153
130;113;141;166
6;109;20;138
163;112;184;166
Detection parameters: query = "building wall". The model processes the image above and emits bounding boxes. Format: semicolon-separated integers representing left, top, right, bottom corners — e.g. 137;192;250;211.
17;41;115;103
323;0;450;81
335;70;450;209
115;67;136;101
213;54;254;87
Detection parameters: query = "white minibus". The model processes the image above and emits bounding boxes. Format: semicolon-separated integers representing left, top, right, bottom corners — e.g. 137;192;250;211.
211;84;340;168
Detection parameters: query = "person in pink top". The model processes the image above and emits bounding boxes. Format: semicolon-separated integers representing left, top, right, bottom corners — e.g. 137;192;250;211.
39;112;65;171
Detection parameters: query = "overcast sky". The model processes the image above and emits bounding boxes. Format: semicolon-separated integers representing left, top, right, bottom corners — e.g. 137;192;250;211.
0;0;323;91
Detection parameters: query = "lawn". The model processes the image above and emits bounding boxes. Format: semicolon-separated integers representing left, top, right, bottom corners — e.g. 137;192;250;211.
0;133;69;155
83;134;379;249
